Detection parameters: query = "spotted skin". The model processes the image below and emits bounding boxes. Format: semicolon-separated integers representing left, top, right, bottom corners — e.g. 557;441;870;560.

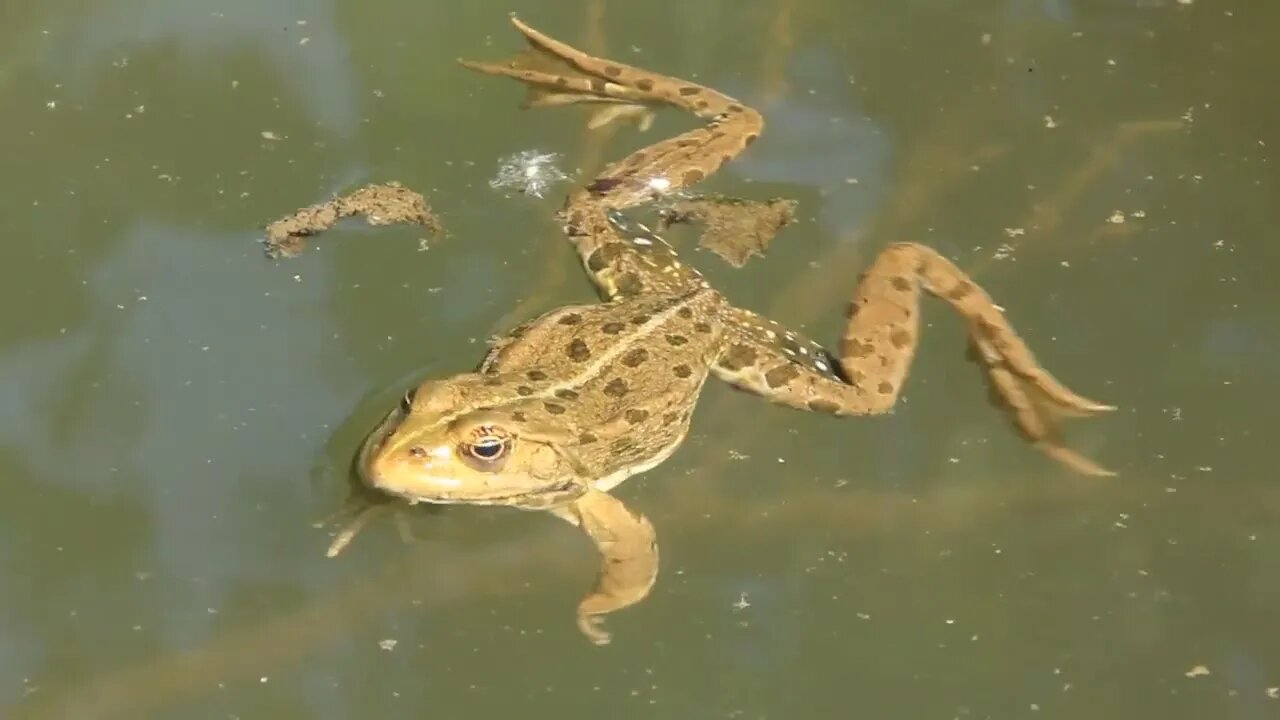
464;16;1113;475
349;17;1116;646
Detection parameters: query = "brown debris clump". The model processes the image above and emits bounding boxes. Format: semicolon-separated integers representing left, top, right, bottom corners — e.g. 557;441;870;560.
263;181;441;258
659;196;797;268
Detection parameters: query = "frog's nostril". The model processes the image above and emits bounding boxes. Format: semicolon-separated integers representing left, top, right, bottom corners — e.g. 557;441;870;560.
409;446;427;458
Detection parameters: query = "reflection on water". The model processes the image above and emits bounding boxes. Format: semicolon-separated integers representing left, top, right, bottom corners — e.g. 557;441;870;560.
3;0;1278;718
54;0;362;140
719;46;892;242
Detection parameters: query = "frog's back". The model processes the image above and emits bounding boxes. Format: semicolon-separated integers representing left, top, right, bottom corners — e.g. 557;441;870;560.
479;289;725;484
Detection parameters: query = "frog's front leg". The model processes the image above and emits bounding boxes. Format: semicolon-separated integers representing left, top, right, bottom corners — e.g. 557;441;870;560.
710;243;1115;475
317;486;423;558
551;489;658;645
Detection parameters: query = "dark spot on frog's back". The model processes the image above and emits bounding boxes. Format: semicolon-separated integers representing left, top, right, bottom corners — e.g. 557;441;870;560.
526;369;548;381
543;402;567;415
890;276;912;293
604;65;622;78
947;281;974;301
616;272;643;295
587;244;623;271
694;321;713;334
624;408;649;424
557;313;582;326
672;364;694;379
844;338;875;359
677;307;693;319
554;388;579;400
636;78;654;91
516;385;535;396
567;338;591;362
602;321;626;335
621;348;650;367
678;86;702;96
603;378;629;398
578;431;598;445
587;177;623;195
719;343;757;370
665;334;688;346
808;399;841;414
764;364;801;388
889;327;912;349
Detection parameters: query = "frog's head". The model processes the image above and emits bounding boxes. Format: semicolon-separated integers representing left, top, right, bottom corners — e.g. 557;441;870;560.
358;375;589;508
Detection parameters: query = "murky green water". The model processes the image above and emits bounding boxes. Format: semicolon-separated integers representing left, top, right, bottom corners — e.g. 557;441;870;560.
3;0;1277;718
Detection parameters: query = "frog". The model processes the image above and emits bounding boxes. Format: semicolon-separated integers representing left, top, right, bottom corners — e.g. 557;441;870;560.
349;16;1115;644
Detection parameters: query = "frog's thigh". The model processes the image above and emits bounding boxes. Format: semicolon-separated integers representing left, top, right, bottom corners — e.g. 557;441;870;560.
552;491;659;645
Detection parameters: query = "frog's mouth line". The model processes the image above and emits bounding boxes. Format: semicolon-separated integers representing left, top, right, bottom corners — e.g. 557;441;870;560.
372;480;584;510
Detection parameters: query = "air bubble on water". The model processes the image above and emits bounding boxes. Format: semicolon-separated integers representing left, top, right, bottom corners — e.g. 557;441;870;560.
489;150;569;199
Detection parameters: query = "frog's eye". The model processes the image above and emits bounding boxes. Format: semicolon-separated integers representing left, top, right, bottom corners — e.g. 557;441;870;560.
461;428;512;465
400;388;416;411
470;436;507;459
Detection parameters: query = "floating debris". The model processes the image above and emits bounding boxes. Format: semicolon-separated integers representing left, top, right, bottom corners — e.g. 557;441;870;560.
263;181;441;258
488;149;569;199
659;195;797;268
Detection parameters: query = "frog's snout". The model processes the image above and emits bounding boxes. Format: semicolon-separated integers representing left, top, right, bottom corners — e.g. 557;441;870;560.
365;440;463;500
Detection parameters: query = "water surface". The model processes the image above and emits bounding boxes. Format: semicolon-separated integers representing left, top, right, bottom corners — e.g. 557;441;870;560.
2;0;1277;718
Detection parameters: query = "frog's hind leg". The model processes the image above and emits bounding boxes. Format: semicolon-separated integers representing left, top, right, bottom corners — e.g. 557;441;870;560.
460;16;768;301
459;16;764;213
710;243;1114;476
316;494;420;558
845;243;1115;476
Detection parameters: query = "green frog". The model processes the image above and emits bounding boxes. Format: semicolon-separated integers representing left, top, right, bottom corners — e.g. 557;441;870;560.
352;16;1114;644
